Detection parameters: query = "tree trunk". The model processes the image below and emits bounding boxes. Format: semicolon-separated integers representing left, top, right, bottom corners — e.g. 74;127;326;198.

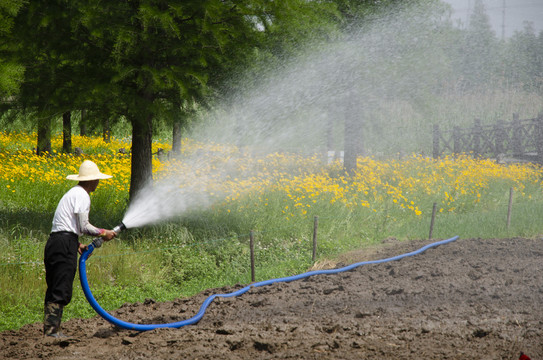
343;105;363;173
62;111;72;153
80;109;87;136
103;117;111;143
37;114;52;155
129;113;153;201
172;120;182;157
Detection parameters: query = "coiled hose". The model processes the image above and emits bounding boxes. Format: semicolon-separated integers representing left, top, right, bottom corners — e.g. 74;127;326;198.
79;235;459;331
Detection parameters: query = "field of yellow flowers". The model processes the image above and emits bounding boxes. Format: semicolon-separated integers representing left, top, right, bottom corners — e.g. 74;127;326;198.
2;130;543;237
2;130;543;331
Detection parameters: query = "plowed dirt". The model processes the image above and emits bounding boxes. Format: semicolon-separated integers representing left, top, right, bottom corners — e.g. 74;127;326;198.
2;237;542;359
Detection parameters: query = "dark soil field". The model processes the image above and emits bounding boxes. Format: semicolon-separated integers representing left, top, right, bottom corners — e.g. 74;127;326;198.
2;237;542;359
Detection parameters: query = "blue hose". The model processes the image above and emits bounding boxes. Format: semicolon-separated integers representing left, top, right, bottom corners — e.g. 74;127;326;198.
79;235;459;331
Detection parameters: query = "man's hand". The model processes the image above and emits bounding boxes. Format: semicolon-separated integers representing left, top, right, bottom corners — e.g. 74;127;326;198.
101;229;117;241
78;243;88;255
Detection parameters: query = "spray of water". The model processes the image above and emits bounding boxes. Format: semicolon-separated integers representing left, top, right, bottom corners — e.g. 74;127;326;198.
121;155;222;229
118;2;519;229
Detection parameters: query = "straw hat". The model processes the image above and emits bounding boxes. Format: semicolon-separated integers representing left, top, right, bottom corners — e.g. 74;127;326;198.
67;160;112;181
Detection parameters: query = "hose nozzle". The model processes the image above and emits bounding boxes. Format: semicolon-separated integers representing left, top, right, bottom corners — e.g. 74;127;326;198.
113;222;127;234
92;237;104;248
92;222;125;249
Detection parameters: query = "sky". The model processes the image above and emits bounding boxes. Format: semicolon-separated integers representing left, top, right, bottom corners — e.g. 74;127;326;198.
442;0;543;38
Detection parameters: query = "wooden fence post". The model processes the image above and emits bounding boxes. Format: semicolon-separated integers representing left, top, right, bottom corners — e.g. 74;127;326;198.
512;113;522;156
473;119;482;157
250;230;255;282
429;202;437;240
495;120;506;156
312;216;318;262
536;112;543;164
453;126;461;156
507;188;513;228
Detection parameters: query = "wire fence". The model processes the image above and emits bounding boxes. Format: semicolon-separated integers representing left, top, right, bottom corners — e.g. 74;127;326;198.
0;186;520;270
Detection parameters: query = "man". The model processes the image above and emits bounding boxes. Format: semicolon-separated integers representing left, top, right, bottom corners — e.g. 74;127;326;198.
43;160;117;337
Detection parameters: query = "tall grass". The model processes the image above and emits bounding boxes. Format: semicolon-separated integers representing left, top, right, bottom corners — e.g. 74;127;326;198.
2;119;543;331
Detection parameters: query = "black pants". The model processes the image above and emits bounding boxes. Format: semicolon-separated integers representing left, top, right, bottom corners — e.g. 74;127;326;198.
44;232;79;306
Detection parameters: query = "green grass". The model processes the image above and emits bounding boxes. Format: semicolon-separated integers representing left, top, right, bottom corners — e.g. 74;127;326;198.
3;126;543;331
3;173;543;331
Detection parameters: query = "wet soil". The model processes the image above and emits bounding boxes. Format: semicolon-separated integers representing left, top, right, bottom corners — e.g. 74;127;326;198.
2;237;542;359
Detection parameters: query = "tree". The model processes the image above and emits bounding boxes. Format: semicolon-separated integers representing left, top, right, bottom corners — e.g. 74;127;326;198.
217;0;342;97
460;0;499;89
10;0;85;154
332;0;453;169
7;0;347;198
73;1;267;199
503;23;543;94
0;0;25;99
7;0;460;195
537;30;543;95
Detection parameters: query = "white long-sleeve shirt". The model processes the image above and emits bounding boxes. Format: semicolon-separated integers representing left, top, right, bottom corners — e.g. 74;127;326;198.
51;185;103;237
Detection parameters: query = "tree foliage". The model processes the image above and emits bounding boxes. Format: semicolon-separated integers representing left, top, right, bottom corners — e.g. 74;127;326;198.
503;22;543;94
2;0;543;197
459;0;499;89
73;1;271;197
0;0;25;98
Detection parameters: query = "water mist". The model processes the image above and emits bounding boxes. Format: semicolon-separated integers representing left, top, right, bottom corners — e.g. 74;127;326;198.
118;2;514;230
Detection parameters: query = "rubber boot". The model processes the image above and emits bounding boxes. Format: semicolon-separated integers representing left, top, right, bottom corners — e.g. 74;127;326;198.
43;302;65;337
